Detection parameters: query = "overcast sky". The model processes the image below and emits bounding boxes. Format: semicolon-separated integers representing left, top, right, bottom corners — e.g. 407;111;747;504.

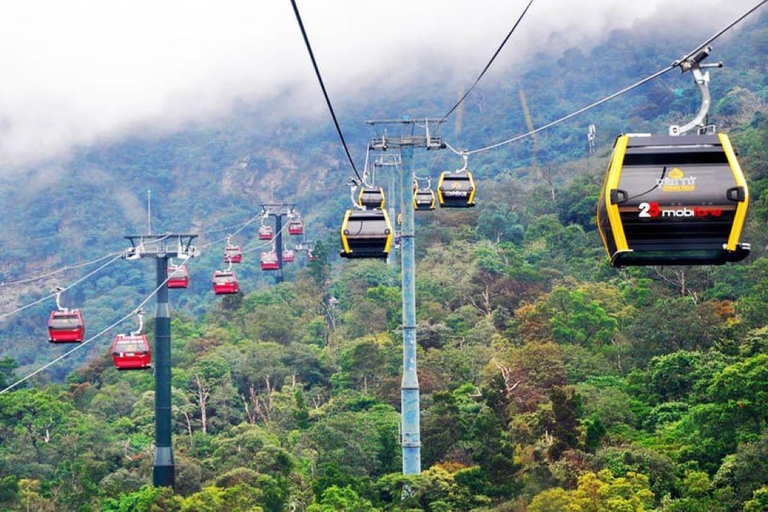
0;0;760;167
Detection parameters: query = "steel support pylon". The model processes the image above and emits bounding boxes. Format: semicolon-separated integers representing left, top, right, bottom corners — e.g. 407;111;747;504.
399;146;420;474
153;256;174;488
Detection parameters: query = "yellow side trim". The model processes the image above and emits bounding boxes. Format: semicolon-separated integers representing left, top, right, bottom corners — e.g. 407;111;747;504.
357;187;386;209
382;209;394;253
429;190;436;209
597;165;611;255
340;210;352;253
467;172;476;205
719;133;749;251
604;136;630;252
437;172;446;205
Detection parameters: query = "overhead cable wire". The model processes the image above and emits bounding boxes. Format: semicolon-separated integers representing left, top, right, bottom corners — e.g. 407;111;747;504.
241;220;293;254
676;0;768;65
197;218;257;237
448;0;768;156
463;66;675;155
0;274;175;395
227;212;266;239
438;0;535;124
0;250;125;288
289;0;363;182
0;252;126;320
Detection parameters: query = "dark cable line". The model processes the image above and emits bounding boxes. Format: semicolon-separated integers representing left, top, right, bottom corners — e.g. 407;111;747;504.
452;0;767;156
438;0;535;124
676;0;768;65
462;65;676;155
289;0;362;182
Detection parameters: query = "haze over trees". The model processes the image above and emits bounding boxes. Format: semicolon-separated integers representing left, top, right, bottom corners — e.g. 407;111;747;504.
0;6;767;512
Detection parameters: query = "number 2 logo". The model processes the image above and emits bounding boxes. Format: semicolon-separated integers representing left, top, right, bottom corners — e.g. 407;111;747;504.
639;202;661;218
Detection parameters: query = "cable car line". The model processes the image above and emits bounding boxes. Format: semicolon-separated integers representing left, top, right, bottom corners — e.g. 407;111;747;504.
674;0;768;67
0;274;174;395
197;215;263;237
289;0;362;182
437;0;535;125
444;0;768;157
241;221;292;254
452;65;676;156
0;252;125;321
0;250;125;288
226;212;266;239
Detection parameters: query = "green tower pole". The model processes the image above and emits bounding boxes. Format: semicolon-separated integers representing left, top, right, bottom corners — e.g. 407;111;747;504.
399;145;420;474
153;255;174;488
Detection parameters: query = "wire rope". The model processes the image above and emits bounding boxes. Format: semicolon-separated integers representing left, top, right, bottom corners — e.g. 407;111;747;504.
289;0;362;182
0;273;175;395
241;219;293;255
0;252;125;320
438;0;535;124
0;250;125;288
676;0;768;65
447;0;768;156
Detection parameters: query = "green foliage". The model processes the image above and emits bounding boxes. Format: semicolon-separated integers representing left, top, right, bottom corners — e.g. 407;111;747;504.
2;14;768;511
529;470;655;511
307;485;375;512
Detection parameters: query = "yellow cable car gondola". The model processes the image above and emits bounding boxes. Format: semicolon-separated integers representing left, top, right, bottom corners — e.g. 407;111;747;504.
357;187;385;209
597;133;750;266
413;188;436;211
340;209;393;259
437;171;476;208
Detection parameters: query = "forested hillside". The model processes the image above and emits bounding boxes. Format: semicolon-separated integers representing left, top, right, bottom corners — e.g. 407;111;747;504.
0;6;768;512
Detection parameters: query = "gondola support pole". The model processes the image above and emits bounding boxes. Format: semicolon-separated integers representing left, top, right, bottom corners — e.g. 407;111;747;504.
366;117;447;475
123;233;198;489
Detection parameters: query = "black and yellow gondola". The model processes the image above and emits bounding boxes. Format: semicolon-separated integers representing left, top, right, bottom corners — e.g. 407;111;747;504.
357;187;386;209
437;171;476;208
597;133;750;266
340;209;393;259
413;188;436;211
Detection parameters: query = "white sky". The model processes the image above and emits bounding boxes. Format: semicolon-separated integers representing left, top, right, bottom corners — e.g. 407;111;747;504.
0;0;759;167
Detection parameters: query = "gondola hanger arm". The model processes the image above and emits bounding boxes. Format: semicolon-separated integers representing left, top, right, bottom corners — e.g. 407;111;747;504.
458;151;469;173
670;46;723;136
132;309;144;336
53;286;65;312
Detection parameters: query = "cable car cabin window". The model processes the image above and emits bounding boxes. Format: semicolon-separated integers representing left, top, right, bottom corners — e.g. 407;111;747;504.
50;314;82;329
358;187;385;209
169;266;189;278
340;210;393;259
597;134;750;266
113;338;145;353
346;217;388;236
288;221;303;235
414;190;436;210
213;273;236;283
438;172;476;207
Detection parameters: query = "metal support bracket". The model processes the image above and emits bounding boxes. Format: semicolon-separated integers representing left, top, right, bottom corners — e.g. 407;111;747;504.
669;46;723;136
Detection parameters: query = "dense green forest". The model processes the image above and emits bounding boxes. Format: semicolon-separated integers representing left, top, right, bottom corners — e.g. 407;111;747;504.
1;7;768;512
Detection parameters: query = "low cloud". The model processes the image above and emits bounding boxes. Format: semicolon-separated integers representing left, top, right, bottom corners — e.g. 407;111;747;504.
0;0;759;168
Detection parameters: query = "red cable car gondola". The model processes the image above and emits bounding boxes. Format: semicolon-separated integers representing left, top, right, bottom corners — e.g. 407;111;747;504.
48;309;85;343
283;249;295;263
212;270;239;295
260;251;280;271
224;244;243;264
258;225;273;240
288;220;304;236
112;334;151;370
168;264;190;289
